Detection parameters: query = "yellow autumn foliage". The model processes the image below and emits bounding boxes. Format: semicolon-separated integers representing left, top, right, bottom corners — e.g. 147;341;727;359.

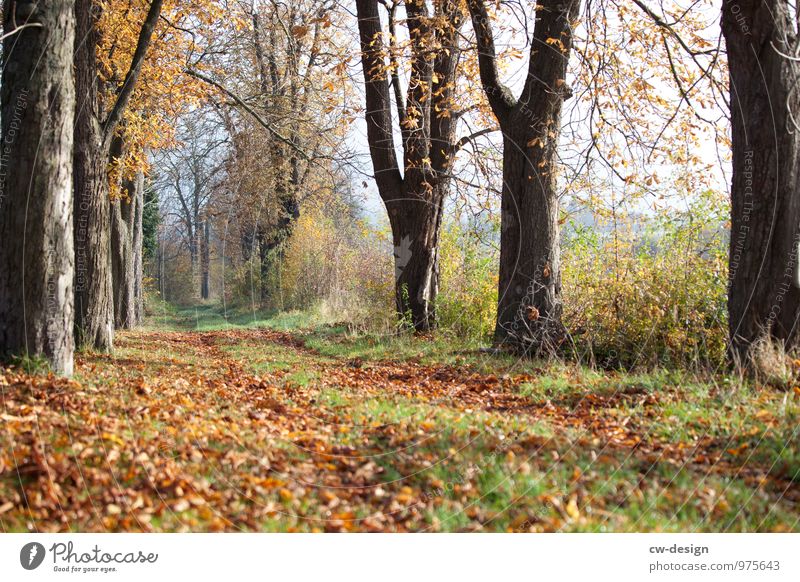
562;192;728;368
277;203;394;328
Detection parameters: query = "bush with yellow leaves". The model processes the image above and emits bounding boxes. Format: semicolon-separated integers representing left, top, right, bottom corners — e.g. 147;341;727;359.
562;192;728;369
278;203;394;329
436;218;498;341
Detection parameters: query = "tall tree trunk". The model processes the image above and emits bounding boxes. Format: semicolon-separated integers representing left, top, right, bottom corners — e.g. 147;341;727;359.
468;0;578;353
257;229;277;307
241;226;255;262
189;202;201;300
257;182;298;308
201;218;210;300
493;115;565;352
157;234;166;300
133;171;145;324
74;0;113;350
387;192;444;330
0;0;76;375
356;0;465;332
111;162;140;329
722;1;800;363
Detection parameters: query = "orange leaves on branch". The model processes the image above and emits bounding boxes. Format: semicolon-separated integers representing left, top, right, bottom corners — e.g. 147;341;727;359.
97;0;228;179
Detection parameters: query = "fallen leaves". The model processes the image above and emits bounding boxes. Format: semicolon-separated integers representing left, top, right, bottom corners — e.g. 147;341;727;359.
0;327;797;533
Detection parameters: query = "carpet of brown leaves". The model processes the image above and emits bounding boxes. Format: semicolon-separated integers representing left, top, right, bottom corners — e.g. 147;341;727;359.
1;328;797;532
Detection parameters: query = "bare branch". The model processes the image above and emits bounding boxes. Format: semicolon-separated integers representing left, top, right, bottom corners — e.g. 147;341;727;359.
185;68;312;161
465;0;517;119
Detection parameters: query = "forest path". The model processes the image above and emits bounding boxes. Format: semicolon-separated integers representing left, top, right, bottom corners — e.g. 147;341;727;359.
0;324;798;532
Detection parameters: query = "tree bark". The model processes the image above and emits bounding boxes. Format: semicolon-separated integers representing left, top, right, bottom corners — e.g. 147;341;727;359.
722;0;800;362
111;198;133;329
201;218;210;300
386;192;444;329
133;171;145;324
256;195;297;308
467;0;578;353
191;199;200;300
495;125;564;353
74;0;113;350
258;231;272;307
0;0;76;375
111;150;142;329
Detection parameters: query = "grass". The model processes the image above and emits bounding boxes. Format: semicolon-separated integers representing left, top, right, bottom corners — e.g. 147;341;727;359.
144;299;322;333
3;354;52;375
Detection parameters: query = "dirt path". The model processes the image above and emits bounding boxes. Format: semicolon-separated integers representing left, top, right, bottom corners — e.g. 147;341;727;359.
0;327;797;532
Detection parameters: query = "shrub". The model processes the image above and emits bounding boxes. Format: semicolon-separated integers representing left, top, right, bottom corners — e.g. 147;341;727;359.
278;203;394;329
562;192;728;369
436;218;498;341
746;335;800;390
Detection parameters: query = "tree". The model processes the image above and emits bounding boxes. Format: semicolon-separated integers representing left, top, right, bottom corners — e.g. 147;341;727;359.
131;170;146;324
110;133;146;328
157;110;227;301
190;0;353;309
0;0;76;375
141;179;160;316
143;182;161;264
73;0;164;349
722;1;800;362
356;0;483;331
245;1;314;306
467;0;580;353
